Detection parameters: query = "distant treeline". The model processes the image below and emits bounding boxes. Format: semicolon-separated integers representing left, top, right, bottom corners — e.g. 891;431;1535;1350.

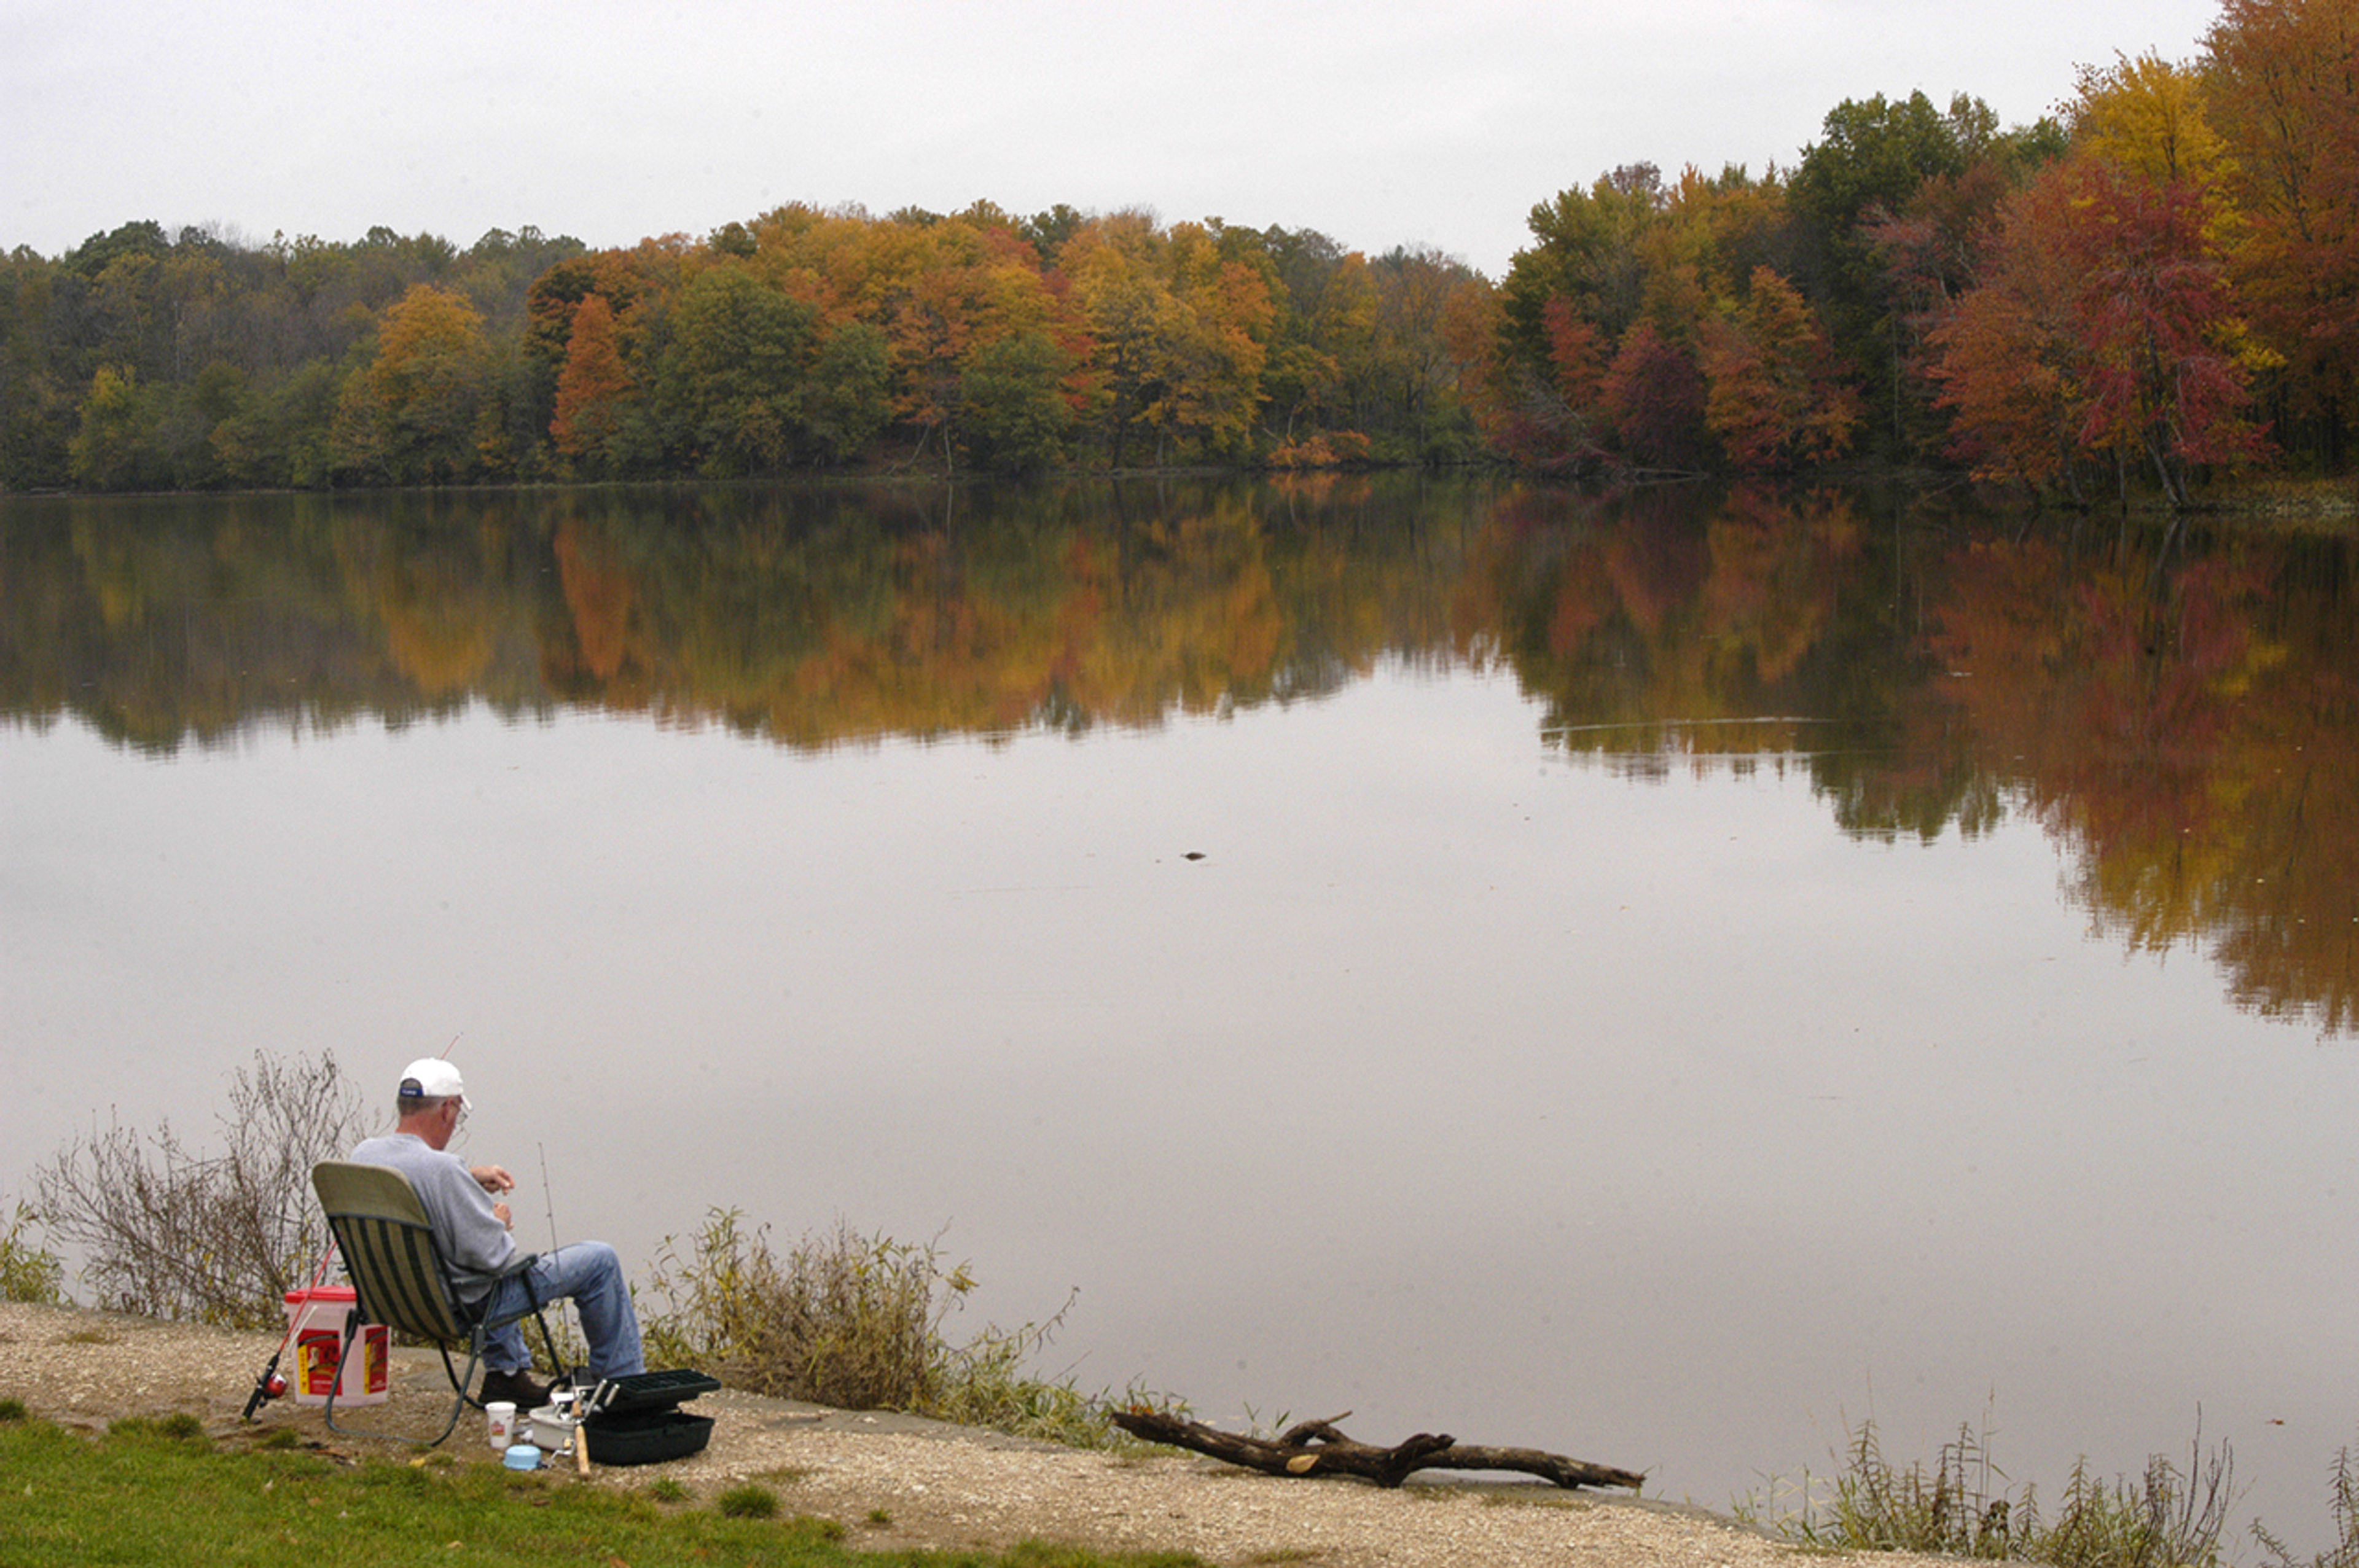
1;0;2349;497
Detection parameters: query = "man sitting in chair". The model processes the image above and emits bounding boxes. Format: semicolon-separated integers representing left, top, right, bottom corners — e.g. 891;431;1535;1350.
351;1057;644;1410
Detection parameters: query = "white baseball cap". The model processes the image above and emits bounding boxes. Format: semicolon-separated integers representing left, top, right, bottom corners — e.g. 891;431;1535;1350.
397;1058;470;1109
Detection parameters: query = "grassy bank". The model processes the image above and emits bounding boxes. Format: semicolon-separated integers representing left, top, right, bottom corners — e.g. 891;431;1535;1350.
0;1401;1194;1568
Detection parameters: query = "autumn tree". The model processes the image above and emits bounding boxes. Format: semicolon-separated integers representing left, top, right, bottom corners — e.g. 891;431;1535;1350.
1926;169;2095;496
2059;161;2272;501
2071;50;2234;191
1062;214;1274;464
549;291;633;471
1931;150;2269;502
1702;267;1861;471
1149;222;1277;459
1599;321;1712;469
331;282;491;483
2201;0;2359;466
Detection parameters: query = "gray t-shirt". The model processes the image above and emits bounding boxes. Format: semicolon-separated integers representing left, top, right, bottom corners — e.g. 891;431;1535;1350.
349;1131;517;1303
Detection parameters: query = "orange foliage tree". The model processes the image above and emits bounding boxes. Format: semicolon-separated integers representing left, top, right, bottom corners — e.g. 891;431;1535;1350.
550;292;633;470
1702;267;1861;472
2201;0;2359;464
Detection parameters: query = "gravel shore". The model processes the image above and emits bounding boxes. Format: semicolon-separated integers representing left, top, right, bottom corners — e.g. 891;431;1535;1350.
1;1300;1947;1568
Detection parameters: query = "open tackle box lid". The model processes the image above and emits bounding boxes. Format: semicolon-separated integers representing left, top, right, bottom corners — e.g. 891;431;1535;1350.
584;1369;719;1416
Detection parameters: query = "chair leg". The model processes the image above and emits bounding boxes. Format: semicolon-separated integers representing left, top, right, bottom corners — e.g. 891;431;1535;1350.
428;1341;480;1448
321;1308;350;1434
322;1304;470;1448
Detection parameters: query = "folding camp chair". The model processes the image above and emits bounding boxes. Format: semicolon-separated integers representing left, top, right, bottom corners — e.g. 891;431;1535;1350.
310;1160;566;1446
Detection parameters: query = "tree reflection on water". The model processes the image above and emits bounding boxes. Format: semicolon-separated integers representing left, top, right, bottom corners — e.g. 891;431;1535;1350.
2;477;2352;1032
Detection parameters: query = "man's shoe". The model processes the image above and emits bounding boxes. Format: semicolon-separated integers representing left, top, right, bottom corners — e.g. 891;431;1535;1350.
479;1368;550;1410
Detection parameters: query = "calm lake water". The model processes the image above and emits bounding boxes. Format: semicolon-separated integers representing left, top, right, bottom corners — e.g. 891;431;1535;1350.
3;477;2354;1547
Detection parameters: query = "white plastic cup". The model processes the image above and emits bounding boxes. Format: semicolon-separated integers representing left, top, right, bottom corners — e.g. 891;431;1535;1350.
486;1400;517;1451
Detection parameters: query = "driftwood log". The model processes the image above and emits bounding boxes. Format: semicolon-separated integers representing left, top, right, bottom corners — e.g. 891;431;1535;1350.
1109;1408;1646;1491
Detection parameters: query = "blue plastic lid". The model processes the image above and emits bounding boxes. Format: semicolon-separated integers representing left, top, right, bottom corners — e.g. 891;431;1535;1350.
502;1443;542;1470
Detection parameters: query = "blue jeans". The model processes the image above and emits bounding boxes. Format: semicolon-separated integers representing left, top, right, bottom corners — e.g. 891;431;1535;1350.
477;1241;645;1379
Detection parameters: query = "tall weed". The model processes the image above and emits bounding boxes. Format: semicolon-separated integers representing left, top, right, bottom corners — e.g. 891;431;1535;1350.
639;1207;1129;1445
1741;1416;2235;1568
2255;1441;2359;1568
641;1210;955;1410
1;1198;66;1305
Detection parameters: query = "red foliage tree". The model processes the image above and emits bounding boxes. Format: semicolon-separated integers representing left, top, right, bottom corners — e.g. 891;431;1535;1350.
1598;321;1710;469
1933;154;2269;501
1927;168;2094;495
2062;163;2270;499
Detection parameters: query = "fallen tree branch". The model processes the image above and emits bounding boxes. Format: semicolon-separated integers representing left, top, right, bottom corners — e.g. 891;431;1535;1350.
1109;1408;1645;1491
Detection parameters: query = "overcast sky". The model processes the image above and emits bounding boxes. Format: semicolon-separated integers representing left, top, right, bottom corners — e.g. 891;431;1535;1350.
6;0;2221;279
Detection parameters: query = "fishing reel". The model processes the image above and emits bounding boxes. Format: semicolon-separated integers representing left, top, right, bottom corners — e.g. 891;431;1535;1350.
241;1370;289;1420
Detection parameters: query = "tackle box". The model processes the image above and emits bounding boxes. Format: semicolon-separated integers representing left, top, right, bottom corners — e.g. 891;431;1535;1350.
579;1370;720;1466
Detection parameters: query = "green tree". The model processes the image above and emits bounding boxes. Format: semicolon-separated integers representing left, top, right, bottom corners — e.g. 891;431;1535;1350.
1787;90;1979;450
800;321;891;465
656;264;820;475
1502;164;1667;361
958;328;1074;472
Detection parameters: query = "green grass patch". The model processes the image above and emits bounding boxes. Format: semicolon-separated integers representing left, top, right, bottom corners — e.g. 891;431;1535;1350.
0;1411;1203;1568
718;1481;781;1518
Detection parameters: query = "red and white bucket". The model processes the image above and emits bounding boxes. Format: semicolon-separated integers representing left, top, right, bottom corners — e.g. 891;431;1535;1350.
281;1285;389;1406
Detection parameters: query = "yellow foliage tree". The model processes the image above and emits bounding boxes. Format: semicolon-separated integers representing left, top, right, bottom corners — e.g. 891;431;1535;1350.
332;283;490;483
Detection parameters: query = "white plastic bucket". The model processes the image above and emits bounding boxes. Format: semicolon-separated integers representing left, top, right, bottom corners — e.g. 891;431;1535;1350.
281;1285;389;1406
523;1403;576;1453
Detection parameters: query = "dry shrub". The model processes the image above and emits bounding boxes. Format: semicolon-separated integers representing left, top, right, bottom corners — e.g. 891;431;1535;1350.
33;1049;369;1327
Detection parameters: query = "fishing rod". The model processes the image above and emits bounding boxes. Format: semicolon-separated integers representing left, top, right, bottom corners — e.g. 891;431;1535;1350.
241;1236;339;1419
